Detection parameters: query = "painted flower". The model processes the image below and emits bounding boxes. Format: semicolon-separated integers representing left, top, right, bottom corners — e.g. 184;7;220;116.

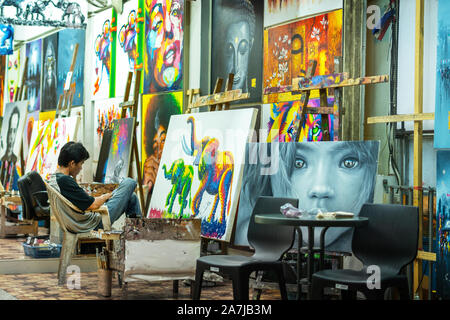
311;27;320;41
320;16;329;29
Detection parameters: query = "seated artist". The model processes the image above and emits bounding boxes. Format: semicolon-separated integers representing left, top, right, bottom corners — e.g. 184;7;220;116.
48;142;142;228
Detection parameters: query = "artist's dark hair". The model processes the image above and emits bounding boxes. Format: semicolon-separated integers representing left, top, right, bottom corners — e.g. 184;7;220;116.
58;142;90;167
144;94;181;155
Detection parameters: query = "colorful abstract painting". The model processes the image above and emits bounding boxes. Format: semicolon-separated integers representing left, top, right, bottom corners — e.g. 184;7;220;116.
263;92;339;142
5;49;20;104
234;141;379;248
22;110;39;167
25;117;79;181
148;108;258;242
436;150;450;298
57;28;85;107
93;97;122;162
104;117;135;184
25;39;42;112
0;55;4;116
91;9;113;100
211;0;263;104
41;33;58;111
144;0;184;93
141;91;183;193
0;24;13;55
435;0;450;148
263;9;342;91
116;0;139;97
0;101;28;164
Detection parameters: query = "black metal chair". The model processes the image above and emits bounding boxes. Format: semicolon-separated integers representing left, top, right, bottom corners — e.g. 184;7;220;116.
311;203;419;300
193;196;298;300
18;171;50;223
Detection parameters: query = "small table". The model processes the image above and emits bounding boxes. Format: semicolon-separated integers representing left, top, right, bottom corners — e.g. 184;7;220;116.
254;213;369;300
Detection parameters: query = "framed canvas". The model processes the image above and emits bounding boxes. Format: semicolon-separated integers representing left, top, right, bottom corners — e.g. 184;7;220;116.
57;28;86;107
26;117;79;181
25;39;42;112
234;141;379;249
141;91;183;192
0;101;28;164
143;0;184;93
0;24;13;55
148;108;258;242
210;0;263;104
22;110;39;167
5;49;20;104
103;117;136;184
0;55;4;116
41;32;58;111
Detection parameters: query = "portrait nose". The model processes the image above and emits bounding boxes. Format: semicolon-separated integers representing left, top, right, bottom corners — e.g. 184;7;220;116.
165;15;173;39
307;184;335;199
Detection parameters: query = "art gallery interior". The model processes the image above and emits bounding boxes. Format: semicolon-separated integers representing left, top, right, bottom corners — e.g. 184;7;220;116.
0;0;447;305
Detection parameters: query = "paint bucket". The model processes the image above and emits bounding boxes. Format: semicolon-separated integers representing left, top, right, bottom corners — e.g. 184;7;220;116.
97;269;112;297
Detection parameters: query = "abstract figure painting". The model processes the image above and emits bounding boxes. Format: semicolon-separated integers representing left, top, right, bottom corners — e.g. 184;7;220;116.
144;0;184;93
0;24;14;55
25;39;42;112
211;0;263;104
148;108;258;242
436;150;450;298
6;49;20;103
104;117;135;184
57;28;85;107
234;141;379;248
91;9;113;99
22;110;40;167
263;9;342;92
116;0;138;96
435;0;450;148
0;56;4;115
0;101;28;164
41;33;58;111
141;91;183;193
26;117;79;181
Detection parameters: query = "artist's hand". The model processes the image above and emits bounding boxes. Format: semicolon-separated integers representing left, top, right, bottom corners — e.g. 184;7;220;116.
143;154;160;191
102;192;113;202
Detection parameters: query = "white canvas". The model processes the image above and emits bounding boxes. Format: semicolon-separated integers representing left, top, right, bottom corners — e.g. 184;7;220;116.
0;101;28;163
148;108;258;242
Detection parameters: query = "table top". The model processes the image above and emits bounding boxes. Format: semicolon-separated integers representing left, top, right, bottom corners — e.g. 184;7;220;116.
254;213;369;228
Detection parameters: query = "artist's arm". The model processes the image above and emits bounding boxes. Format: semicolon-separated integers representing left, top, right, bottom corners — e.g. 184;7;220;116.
87;192;112;211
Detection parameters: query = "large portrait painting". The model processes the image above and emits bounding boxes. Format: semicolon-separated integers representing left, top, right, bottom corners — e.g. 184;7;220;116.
148;108;258;242
57;28;85;107
211;0;263;104
41;32;58;111
141;91;183;193
0;101;28;164
144;0;184;93
234;141;379;250
25;39;42;112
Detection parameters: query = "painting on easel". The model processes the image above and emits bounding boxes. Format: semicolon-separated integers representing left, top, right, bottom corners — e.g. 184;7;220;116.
57;28;86;107
143;0;184;93
141;91;183;193
25;39;42;112
148;108;258;242
6;49;20;104
22;110;39;167
103;117;135;184
210;0;263;104
41;33;59;111
0;55;5;116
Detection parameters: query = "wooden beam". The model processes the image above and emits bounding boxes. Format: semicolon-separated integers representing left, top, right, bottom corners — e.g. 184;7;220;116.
417;250;436;262
189;90;249;109
367;113;434;124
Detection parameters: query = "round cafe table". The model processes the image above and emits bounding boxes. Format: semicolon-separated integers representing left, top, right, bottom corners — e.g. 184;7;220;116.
254;213;369;300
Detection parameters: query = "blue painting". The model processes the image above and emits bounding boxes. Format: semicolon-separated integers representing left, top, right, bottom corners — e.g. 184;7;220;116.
435;0;450;148
0;24;13;55
25;39;42;112
436;150;450;298
57;28;85;107
41;33;58;111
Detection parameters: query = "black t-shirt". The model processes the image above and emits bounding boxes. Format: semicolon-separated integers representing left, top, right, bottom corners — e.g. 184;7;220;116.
54;173;95;211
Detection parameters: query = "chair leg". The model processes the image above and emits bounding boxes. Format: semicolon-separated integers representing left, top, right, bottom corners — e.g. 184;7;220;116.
173;280;179;299
311;277;325;300
274;265;288;300
232;271;250;300
193;265;205;300
252;289;263;300
57;232;77;286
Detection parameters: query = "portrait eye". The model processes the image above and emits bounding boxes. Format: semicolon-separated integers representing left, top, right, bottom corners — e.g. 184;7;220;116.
238;40;249;55
226;43;234;56
295;158;306;169
341;158;359;169
171;8;180;17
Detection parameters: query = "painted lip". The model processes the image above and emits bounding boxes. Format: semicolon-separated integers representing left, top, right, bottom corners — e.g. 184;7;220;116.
163;44;177;66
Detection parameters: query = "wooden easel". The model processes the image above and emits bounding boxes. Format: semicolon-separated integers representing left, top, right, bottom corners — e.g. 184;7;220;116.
367;0;434;300
186;73;250;256
56;44;79;118
118;70;145;214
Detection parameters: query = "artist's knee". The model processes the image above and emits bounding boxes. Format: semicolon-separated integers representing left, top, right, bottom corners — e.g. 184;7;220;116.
121;177;137;190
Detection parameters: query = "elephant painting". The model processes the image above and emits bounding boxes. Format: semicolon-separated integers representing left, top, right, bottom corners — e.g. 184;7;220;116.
162;158;193;218
182;116;234;238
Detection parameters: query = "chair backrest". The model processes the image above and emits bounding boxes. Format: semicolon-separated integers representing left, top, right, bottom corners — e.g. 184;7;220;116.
18;171;49;220
248;196;299;261
45;181;101;234
352;203;419;274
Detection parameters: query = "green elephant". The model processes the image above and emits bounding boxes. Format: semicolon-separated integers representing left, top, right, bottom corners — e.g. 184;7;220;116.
163;158;194;217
